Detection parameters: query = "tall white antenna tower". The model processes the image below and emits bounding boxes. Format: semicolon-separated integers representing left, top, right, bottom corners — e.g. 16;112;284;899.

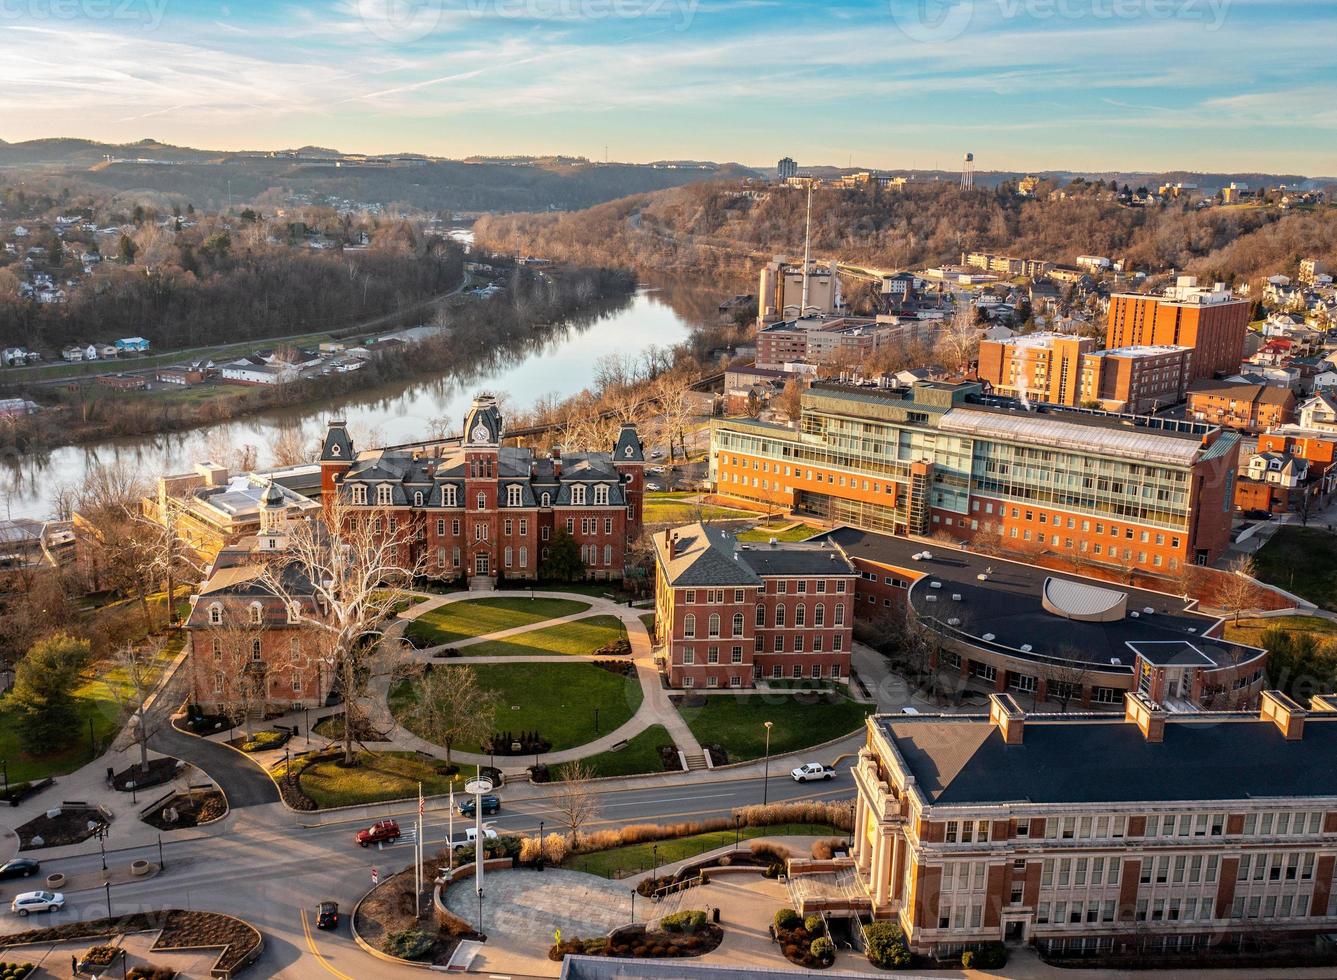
961;152;975;191
799;181;813;318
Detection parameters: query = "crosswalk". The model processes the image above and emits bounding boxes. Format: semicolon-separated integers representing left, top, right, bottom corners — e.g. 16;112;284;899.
380;825;418;849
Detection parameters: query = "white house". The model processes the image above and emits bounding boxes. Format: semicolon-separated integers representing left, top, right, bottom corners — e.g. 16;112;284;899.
1298;392;1337;432
220;360;298;385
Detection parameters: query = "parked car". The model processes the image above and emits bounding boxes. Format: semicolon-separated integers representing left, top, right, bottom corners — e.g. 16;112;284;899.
11;891;63;916
646;482;662;491
457;794;501;817
900;706;920;715
790;762;836;783
315;901;339;929
355;820;401;847
650;450;664;459
0;859;39;880
452;827;498;851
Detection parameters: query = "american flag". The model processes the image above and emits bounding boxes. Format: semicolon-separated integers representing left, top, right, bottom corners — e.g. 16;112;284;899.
419;785;425;817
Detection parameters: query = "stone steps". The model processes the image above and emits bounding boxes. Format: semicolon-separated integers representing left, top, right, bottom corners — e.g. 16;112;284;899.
683;752;708;771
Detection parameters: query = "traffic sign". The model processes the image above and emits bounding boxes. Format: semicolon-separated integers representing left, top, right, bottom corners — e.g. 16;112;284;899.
371;867;379;886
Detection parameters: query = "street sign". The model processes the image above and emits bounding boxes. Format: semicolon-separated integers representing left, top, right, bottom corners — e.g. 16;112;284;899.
371;867;379;886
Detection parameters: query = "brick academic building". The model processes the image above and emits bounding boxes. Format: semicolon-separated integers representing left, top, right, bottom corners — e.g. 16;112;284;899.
1106;278;1252;382
830;691;1337;959
711;380;1240;576
319;394;645;583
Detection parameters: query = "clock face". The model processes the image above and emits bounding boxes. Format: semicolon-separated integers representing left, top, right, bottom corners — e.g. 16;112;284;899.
471;422;491;444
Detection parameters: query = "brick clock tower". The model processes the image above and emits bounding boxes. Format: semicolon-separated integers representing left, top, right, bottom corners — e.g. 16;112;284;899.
319;419;354;516
463;395;503;579
614;423;646;539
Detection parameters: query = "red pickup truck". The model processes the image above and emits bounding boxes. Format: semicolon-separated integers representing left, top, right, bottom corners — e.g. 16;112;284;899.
355;820;401;847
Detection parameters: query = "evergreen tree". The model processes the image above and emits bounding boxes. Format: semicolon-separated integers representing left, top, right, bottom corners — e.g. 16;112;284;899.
11;633;90;751
541;527;586;582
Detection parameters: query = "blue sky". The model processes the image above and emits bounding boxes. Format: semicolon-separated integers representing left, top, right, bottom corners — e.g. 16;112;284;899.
1;0;1333;173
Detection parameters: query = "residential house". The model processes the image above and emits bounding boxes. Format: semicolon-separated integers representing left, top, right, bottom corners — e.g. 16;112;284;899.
1298;392;1337;432
1187;381;1295;433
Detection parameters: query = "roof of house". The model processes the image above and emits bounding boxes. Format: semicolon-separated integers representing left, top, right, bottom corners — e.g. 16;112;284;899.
652;523;854;587
881;712;1337;806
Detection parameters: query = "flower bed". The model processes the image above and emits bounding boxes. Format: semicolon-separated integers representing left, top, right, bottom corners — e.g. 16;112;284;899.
16;808;105;850
79;945;122;971
355;860;483;966
0;911;260;976
1;779;53;809
772;909;834;969
141;790;227;831
126;967;174;980
550;914;722;961
112;758;182;792
232;729;290;753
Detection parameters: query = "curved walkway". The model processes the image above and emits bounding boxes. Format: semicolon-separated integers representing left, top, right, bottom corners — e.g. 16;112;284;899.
366;590;701;770
150;723;279;808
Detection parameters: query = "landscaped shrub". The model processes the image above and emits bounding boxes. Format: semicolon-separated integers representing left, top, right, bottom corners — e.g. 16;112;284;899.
804;914;825;935
661;910;707;933
383;928;434;960
865;921;911;969
238;729;287;752
962;942;1007;969
751;840;794;865
811;937;835;961
774;908;801;931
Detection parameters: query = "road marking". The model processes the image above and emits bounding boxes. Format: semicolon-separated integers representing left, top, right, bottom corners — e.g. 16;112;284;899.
300;907;357;980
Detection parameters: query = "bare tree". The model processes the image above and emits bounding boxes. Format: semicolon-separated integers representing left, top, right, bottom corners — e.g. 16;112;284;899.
75;463;158;629
200;617;271;739
936;301;982;374
400;664;500;764
653;371;696;464
255;494;425;765
269;426;316;468
114;637;170;774
1218;554;1265;624
1040;653;1090;713
551;760;602;845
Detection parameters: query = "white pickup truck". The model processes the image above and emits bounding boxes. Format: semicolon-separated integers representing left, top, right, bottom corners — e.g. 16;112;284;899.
452;827;499;851
790;762;836;783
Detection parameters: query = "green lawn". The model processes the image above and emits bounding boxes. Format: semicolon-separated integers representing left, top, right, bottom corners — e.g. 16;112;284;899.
575;725;674;779
280;750;463;808
679;694;869;762
638;612;655;635
404;596;590;646
565;823;844;877
462;615;628;658
391;662;644;754
1254;526;1337;611
0;635;182;784
736;523;821;543
644;502;757;524
1225;615;1337;648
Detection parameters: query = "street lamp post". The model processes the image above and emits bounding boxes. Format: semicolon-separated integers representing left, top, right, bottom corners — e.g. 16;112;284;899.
466;774;492;935
762;721;774;805
652;843;659;881
734;814;741;850
305;706;310;746
594;707;600;735
630;889;636;923
1;759;7;795
104;881;111;917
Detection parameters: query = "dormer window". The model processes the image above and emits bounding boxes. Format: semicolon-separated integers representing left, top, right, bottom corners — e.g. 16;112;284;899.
572;485;587;506
249;601;263;625
414;491;424;507
507;485;522;507
443;485;457;507
541;492;551;508
351;485;367;506
287;602;300;624
376;485;393;506
208;603;223;625
594;485;609;505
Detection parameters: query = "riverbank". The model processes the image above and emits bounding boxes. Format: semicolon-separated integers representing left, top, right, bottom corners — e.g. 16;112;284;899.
0;266;637;455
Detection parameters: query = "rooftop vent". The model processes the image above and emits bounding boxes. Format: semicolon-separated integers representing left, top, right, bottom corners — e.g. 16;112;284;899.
924;594;938;603
1111;657;1121;666
930;581;942;589
1143;606;1155;614
1129;611;1140;618
982;632;995;641
951;593;962;601
977;573;989;581
1019;643;1032;652
947;618;961;626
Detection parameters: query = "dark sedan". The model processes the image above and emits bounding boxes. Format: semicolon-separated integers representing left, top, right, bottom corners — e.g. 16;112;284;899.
457;794;500;817
0;859;39;881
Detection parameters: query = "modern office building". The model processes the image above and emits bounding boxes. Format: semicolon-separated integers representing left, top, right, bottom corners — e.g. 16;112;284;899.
651;522;856;689
710;380;1240;574
1106;278;1251;382
837;691;1337;958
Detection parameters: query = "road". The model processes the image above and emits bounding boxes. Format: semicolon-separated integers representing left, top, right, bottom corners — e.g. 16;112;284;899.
0;765;853;978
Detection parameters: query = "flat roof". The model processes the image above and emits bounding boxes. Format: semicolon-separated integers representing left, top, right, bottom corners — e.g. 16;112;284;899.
880;712;1337;806
938;407;1209;466
820;526;1263;673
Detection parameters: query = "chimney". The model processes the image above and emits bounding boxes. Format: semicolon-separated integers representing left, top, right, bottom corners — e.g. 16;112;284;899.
1124;692;1166;743
1261;690;1306;740
1309;694;1337;713
988;693;1025;745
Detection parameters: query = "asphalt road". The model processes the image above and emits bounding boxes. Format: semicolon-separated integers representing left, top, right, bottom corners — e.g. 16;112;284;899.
0;768;853;978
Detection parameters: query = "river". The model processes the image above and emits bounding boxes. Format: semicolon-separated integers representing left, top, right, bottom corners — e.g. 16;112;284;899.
1;279;716;521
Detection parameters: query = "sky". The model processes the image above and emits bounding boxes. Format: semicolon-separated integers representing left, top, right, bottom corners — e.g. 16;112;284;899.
0;0;1333;174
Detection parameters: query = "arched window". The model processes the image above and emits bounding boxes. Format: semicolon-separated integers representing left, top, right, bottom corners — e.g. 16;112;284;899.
208;603;223;625
211;637;222;658
834;603;845;626
476;492;486;510
250;639;262;661
708;614;721;638
774;604;786;627
541;492;552;508
755;603;765;627
684;614;696;638
249;601;263;625
414;491;424;507
603;544;612;566
507;485;522;506
731;613;744;637
795;604;806;627
814;604;825;627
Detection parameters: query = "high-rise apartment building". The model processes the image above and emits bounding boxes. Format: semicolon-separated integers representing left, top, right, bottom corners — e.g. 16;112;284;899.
710;381;1240;573
1106;278;1251;382
977;333;1093;405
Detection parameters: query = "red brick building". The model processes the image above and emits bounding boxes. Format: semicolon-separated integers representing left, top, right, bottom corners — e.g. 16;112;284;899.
1107;279;1251;382
652;523;856;689
319;394;645;583
1188;380;1296;433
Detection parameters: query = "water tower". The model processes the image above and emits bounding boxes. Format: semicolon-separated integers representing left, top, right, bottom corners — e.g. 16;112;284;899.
961;152;975;191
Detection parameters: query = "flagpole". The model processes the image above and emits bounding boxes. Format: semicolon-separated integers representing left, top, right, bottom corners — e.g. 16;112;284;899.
448;784;455;873
416;782;423;919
